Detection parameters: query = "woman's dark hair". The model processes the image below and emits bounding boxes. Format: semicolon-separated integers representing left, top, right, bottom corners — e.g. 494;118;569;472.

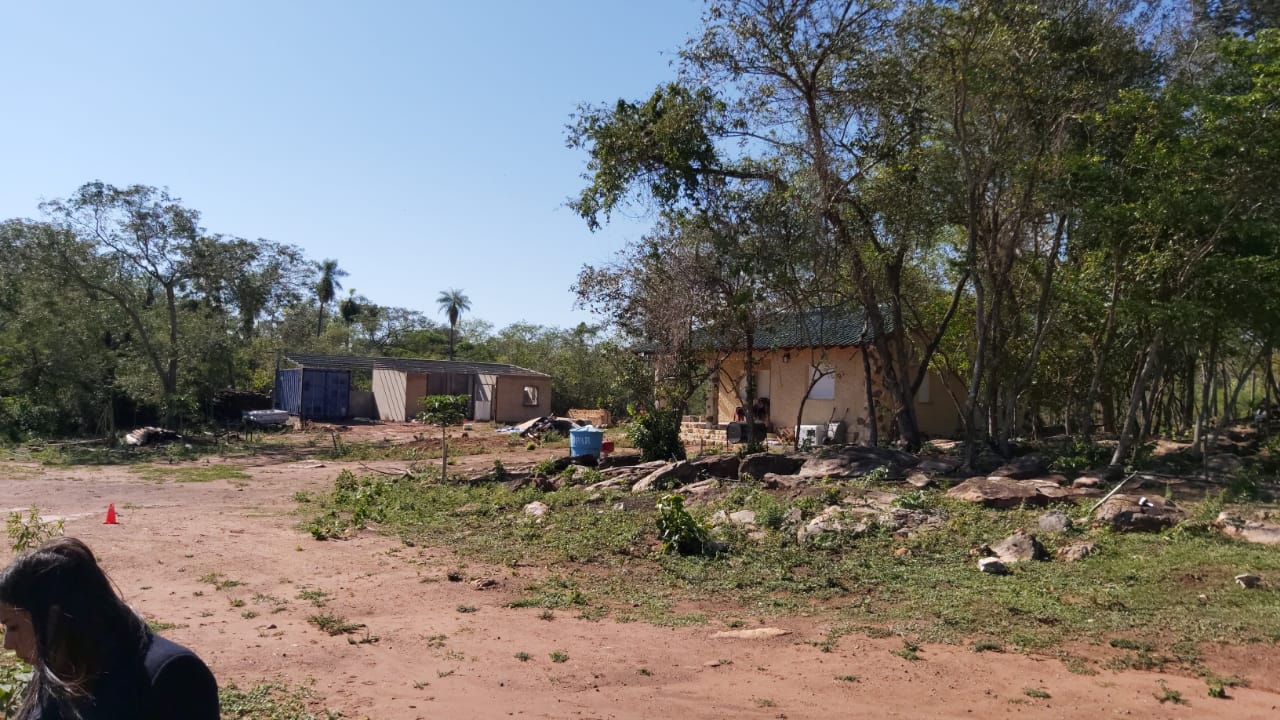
0;537;150;719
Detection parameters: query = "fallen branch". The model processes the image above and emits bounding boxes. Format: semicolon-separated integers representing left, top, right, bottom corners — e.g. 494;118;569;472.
358;462;416;479
1084;472;1138;519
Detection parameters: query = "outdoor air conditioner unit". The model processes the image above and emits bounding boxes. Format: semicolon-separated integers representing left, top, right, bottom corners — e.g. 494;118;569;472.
798;424;827;447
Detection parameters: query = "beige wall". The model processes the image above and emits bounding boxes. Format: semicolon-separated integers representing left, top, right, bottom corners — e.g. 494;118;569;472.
372;368;407;421
713;347;963;442
494;376;553;424
372;369;429;422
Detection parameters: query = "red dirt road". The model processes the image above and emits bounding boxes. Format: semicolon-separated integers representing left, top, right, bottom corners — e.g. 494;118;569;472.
1;445;1277;719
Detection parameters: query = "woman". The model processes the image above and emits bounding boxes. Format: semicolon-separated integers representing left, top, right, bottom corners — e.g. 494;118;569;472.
0;537;218;719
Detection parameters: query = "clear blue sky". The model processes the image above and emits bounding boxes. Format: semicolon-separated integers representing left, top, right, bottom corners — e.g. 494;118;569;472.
0;1;705;331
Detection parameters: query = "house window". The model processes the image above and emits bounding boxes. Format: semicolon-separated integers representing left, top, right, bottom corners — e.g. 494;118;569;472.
522;385;539;406
808;365;835;400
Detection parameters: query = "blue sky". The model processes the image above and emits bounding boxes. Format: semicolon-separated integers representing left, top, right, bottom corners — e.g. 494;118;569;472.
0;1;704;331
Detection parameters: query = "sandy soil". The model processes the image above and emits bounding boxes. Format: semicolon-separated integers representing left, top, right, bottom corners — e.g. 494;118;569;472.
1;426;1278;719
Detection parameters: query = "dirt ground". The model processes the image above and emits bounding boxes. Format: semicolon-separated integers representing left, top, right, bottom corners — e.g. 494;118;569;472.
2;424;1278;719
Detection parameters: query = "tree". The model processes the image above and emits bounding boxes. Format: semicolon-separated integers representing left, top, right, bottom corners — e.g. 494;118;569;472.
418;394;468;481
436;288;471;361
314;259;348;337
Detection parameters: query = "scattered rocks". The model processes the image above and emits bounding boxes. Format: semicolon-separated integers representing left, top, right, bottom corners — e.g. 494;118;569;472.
1235;574;1263;589
796;506;879;544
739;453;805;480
1057;542;1098;562
944;477;1059;509
711;627;792;640
522;501;550;517
977;557;1009;575
1216;512;1280;545
1091;494;1186;532
988;454;1049;480
1037;510;1073;534
797;446;918;479
989;530;1049;563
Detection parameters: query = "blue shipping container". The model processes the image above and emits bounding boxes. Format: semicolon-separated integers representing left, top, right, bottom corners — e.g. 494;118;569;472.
274;368;350;420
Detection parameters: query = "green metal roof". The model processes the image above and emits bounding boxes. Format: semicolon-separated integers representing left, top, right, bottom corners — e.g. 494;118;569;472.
690;305;893;352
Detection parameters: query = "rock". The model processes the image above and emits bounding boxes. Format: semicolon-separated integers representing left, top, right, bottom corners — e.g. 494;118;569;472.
728;509;757;526
703;660;722;668
990;530;1049;563
583;477;630;493
471;577;499;590
782;507;804;529
945;477;1052;509
1235;574;1263;589
1206;454;1244;475
840;488;899;510
1057;542;1097;562
680;479;722;498
1072;475;1104;489
977;557;1009;575
797;446;919;479
631;460;700;493
711;627;792;640
796;506;879;544
915;459;959;475
905;472;935;489
690;454;742;480
761;473;811;490
1216;512;1280;545
739;453;805;480
878;508;945;536
598;452;643;469
988;454;1049;480
1092;494;1186;532
523;501;550;517
1037;510;1073;534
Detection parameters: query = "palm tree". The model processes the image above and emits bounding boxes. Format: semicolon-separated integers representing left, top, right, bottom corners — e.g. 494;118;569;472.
314;259;348;337
436;288;471;361
339;289;363;351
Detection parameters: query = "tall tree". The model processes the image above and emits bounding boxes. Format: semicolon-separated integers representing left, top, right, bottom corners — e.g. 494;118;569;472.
314;259;347;337
436;288;471;361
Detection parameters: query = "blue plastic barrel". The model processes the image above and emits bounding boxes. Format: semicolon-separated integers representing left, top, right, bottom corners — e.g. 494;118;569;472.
569;426;605;457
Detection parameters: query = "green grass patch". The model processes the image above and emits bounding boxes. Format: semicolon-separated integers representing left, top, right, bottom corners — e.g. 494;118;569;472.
219;682;338;720
300;470;1280;651
132;463;250;483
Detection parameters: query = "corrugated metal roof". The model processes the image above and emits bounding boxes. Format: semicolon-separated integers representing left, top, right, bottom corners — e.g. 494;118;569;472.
282;353;551;378
693;305;893;351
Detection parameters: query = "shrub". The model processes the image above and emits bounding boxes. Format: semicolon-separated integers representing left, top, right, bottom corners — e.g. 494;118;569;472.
655;494;709;555
628;409;686;462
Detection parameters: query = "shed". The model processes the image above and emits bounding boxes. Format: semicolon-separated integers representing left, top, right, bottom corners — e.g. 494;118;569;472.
283;353;552;423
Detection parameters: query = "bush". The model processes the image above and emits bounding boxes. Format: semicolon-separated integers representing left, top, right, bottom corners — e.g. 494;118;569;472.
655;494;710;555
628;409;686;462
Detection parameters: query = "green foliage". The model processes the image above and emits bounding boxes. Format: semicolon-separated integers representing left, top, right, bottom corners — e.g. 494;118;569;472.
655;494;710;556
219;683;338;720
0;659;32;717
490;459;509;482
6;506;63;552
416;395;468;427
627;410;686;462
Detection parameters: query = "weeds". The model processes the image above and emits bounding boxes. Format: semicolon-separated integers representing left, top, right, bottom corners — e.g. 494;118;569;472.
219;682;337;720
307;613;364;636
514;651;531;662
6;506;63;552
549;651;569;663
1154;681;1186;705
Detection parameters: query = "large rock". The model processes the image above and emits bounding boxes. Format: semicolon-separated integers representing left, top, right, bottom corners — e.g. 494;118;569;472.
1216;512;1280;545
977;557;1009;575
905;472;935;489
1037;510;1073;533
1092;494;1186;532
679;478;722;499
916;458;960;475
691;454;742;480
1057;542;1098;562
797;446;918;479
990;530;1049;563
739;453;805;480
796;506;879;544
631;460;700;493
1072;475;1104;489
840;488;899;510
945;477;1057;509
762;473;811;490
988;455;1050;480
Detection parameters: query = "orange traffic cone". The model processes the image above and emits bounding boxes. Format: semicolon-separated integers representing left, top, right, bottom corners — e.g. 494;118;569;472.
104;503;118;525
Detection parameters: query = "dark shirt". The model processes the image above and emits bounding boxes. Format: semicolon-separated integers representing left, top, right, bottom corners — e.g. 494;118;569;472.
34;633;218;720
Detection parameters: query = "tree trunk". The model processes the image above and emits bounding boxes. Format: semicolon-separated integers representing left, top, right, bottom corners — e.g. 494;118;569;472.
1193;331;1219;452
862;346;878;447
1107;334;1163;478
